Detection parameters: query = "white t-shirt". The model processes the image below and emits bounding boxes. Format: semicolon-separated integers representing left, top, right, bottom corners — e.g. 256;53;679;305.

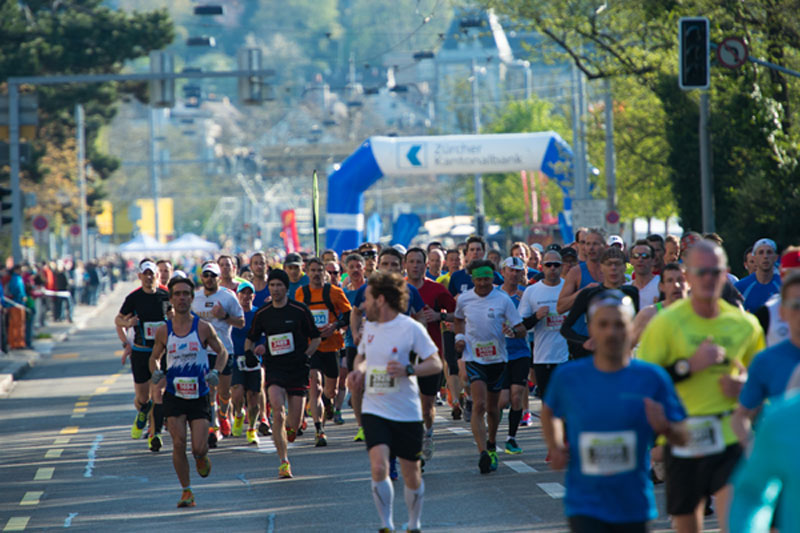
627;275;660;310
359;314;438;422
191;287;244;354
519;279;569;364
454;287;522;365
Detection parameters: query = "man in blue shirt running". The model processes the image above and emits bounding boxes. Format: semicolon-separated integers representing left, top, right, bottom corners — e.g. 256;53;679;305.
735;238;781;312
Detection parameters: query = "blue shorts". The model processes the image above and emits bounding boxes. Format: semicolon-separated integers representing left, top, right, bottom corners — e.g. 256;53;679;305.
465;361;508;393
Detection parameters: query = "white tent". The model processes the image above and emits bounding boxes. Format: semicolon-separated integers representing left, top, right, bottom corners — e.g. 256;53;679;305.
117;233;170;254
167;233;220;253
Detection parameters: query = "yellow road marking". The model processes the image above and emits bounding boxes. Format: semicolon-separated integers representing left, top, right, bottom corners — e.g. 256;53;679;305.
94;387;109;394
53;437;70;445
70;413;85;419
3;517;30;531
33;467;54;481
101;378;116;385
114;349;124;356
60;427;78;435
72;407;87;413
52;352;79;360
45;449;63;459
75;401;89;407
19;492;43;506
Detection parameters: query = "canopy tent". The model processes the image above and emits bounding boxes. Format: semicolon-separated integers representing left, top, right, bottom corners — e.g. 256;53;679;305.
167;233;220;253
117;233;170;254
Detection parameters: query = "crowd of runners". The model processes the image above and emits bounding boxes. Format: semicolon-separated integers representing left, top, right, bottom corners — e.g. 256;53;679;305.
114;230;800;532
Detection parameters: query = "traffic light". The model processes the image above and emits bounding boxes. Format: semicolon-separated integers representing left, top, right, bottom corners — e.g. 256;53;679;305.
238;48;264;105
679;17;710;90
0;186;12;227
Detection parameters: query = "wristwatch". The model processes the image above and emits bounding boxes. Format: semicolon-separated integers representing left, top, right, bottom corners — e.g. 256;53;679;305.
223;312;230;320
122;342;128;349
405;363;416;376
674;358;691;377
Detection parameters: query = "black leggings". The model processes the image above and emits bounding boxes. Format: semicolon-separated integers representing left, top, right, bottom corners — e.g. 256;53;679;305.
569;515;647;533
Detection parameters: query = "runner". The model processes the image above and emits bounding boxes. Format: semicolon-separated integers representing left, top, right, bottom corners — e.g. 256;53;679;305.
638;240;765;533
631;263;688;346
229;281;266;444
754;247;800;347
325;261;342;287
191;261;245;447
574;227;589;262
543;289;688;532
454;259;526;473
297;257;352;447
248;251;272;437
560;247;579;279
447;235;504;298
426;248;444;281
646;234;666;274
147;276;229;508
436;248;463;289
345;271;442;533
735;238;781;312
557;227;605;325
284;252;310;296
339;253;367;429
217;255;239;292
156;259;173;288
405;247;456;462
664;235;680;264
627;240;660;309
115;259;170;451
246;269;321;478
358;243;379;276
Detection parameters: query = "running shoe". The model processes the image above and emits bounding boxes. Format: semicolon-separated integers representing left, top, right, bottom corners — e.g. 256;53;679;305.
177;489;195;508
258;419;272;437
479;451;492;474
195;454;211;478
422;433;434;461
353;426;365;442
315;431;328;447
286;427;297;443
324;402;334;421
131;400;151;440
218;415;231;437
520;411;533;427
488;450;499;471
389;457;398;481
246;428;259;445
333;409;345;425
279;460;293;479
378;529;393;533
148;433;162;453
208;427;219;449
301;417;308;432
464;398;473;423
232;414;244;437
504;438;522;455
451;404;462;420
435;392;445;406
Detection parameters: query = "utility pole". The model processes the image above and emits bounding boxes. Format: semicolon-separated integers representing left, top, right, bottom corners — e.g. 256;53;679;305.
149;107;161;241
603;78;617;230
471;57;485;236
699;92;714;233
76;104;88;261
571;63;588;201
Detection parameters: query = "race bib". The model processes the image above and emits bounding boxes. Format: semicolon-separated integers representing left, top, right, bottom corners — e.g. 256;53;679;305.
268;333;295;356
365;367;398;395
474;340;502;363
174;376;199;399
311;309;328;328
144;321;165;340
545;314;564;330
579;431;637;476
671;416;725;458
236;355;260;372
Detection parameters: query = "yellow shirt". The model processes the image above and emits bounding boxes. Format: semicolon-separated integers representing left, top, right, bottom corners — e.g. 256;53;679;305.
436;273;451;288
638;298;765;446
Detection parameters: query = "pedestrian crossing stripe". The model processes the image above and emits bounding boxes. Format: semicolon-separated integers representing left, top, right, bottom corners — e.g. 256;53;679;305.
19;492;43;506
537;482;565;499
3;516;30;531
504;460;537;473
60;427;79;435
33;468;54;481
45;449;63;459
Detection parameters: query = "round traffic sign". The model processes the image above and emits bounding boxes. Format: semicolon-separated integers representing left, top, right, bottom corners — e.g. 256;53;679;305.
32;215;48;231
717;37;748;69
605;210;620;225
70;224;81;236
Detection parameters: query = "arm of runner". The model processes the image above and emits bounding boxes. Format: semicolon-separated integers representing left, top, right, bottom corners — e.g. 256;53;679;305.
630;306;656;347
115;312;138;328
306;337;322;356
147;325;167;375
201;321;229;373
350;305;363;346
345;350;366;393
559;290;590;347
731;405;760;448
541;404;568;470
556;267;581;314
453;317;466;353
644;397;688;447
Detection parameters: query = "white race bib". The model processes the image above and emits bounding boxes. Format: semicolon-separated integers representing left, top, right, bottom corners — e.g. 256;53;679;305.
365;367;398;395
671;416;725;458
144;321;165;340
174;376;199;399
311;309;328;328
579;431;637;476
474;340;502;363
236;355;260;372
268;333;295;356
545;314;564;330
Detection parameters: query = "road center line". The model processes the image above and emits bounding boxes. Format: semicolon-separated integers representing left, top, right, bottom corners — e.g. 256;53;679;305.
84;435;103;478
34;467;54;481
60;427;79;435
94;387;109;394
45;449;64;459
504;460;537;473
3;517;30;531
54;437;70;445
74;402;89;407
72;408;87;413
19;492;43;506
537;482;566;499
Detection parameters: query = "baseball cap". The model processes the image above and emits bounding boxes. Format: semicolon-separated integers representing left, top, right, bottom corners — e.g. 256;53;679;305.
545;243;562;252
501;256;525;271
607;235;624;248
780;250;800;272
284;253;303;267
171;270;188;280
139;261;157;274
236;280;255;293
202;262;221;276
531;243;544;253
753;238;777;253
561;248;578;260
680;231;702;252
392;244;407;255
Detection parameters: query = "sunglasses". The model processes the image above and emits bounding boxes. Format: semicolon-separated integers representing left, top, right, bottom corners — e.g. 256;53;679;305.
326;268;340;274
202;272;218;278
688;267;723;277
361;250;377;258
782;298;800;311
544;262;562;268
631;253;651;259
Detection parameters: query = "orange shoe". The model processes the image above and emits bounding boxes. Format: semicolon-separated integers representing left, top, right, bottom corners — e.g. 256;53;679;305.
177;489;195;508
286;427;297;443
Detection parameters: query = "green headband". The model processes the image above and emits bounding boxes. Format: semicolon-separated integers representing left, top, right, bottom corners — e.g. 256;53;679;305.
471;266;494;279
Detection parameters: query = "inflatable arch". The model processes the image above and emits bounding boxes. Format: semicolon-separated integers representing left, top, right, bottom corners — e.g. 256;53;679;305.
325;132;575;252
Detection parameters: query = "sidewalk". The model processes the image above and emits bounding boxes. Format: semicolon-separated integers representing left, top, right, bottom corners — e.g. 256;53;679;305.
0;282;131;395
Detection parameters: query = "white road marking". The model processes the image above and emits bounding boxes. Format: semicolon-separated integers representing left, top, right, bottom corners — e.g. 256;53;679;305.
64;513;78;527
45;449;64;459
84;435;103;478
3;517;30;531
537;482;565;499
447;427;471;435
34;467;54;481
504;460;537;473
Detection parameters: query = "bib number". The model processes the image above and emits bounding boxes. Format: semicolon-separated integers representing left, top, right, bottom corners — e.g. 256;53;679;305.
671;416;725;458
545;314;564;330
144;321;165;340
268;333;295;356
365;367;398;395
474;340;502;363
236;355;259;372
311;309;328;328
579;431;637;476
174;377;199;399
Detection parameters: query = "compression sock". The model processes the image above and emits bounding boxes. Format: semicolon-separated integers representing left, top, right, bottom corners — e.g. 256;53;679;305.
404;480;425;530
314;421;322;432
209;403;217;428
508;408;522;438
371;478;395;530
219;399;230;419
153;403;164;434
487;440;496;452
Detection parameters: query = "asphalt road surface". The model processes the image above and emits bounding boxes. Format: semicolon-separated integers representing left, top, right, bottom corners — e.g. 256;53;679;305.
0;285;716;532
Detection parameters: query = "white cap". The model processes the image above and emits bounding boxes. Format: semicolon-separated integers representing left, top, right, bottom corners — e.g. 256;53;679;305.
202;262;221;276
607;235;624;248
171;270;188;280
139;261;157;274
392;244;407;255
753;238;777;253
501;256;526;270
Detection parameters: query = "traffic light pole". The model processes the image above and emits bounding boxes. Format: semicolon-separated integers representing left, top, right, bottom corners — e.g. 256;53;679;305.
699;92;714;233
5;67;274;264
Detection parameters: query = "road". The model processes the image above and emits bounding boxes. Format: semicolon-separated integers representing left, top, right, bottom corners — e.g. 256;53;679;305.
0;285;711;532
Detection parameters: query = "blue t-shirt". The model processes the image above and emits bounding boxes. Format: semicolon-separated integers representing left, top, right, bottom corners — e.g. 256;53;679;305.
571;262;599;338
735;272;781;313
353;282;424;317
288;274;310;299
231;308;262;355
739;340;800;410
506;291;531;361
343;283;364;348
526;267;541;282
253;286;270;308
447;268;504;297
544;358;686;523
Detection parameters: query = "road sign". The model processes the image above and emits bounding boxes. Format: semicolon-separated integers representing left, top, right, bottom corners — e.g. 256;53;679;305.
606;210;620;225
70;224;81;236
717;37;748;69
571;199;606;231
32;215;48;231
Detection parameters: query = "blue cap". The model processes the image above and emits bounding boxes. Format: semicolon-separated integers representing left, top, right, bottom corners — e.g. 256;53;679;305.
236;281;255;294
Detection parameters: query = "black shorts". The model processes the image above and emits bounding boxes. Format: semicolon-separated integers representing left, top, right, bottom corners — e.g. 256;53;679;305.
362;413;424;462
507;357;530;386
417;371;443;396
442;331;460;376
131;349;153;384
231;359;263;393
265;367;309;397
310;350;339;379
465;361;508;393
664;442;743;515
533;363;561;399
345;346;358;372
568;515;647;533
163;391;212;422
208;353;234;376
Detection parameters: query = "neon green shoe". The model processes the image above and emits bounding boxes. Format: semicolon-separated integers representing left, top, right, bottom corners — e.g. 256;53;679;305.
353;426;365;442
232;414;244;437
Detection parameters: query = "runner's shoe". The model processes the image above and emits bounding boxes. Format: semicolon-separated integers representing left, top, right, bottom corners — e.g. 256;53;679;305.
451;404;462;420
246;428;259;445
301;417;308;432
131;400;152;439
195;455;211;478
218;415;231;437
488;450;499;471
315;430;328;447
279;460;293;479
520;411;533;427
208;427;219;449
378;529;392;533
422;433;434;461
148;433;162;453
479;451;492;474
286;427;297;443
353;426;365;442
389;457;399;481
258;419;272;436
232;414;244;437
177;489;195;508
504;438;522;455
333;409;345;425
324;403;334;421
